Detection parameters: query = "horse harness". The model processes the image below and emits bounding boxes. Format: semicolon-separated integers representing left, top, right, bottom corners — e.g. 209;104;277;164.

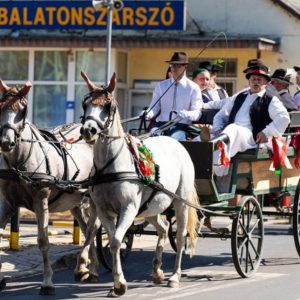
0;90;80;202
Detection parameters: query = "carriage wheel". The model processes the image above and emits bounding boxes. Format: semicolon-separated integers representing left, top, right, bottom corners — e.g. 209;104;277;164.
231;195;264;278
293;181;300;256
96;224;134;271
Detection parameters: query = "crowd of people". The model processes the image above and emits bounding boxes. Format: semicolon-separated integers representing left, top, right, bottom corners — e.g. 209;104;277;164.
141;52;300;165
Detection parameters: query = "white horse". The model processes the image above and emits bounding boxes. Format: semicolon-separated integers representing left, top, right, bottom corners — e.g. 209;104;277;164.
0;80;100;295
80;71;199;297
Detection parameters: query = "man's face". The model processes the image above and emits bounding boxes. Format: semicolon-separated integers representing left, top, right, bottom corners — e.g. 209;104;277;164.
270;79;286;92
193;71;210;90
170;63;187;80
248;75;268;94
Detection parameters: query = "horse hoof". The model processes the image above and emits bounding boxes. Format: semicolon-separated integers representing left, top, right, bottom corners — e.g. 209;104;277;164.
0;278;6;291
39;286;55;295
153;270;165;284
86;273;99;283
74;270;93;282
107;283;128;297
167;280;179;288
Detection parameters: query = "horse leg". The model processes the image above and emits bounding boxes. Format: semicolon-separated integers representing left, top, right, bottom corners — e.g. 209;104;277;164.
105;208;136;297
145;215;169;285
168;201;188;288
34;196;55;295
73;202;100;282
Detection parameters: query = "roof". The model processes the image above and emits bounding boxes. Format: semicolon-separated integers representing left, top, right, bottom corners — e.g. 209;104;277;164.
0;34;279;51
270;0;300;19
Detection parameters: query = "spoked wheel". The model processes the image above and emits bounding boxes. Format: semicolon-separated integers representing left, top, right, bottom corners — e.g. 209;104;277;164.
231;195;264;278
293;181;300;256
96;224;134;271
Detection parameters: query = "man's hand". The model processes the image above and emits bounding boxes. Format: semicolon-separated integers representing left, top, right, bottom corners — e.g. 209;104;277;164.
256;132;268;144
139;110;151;120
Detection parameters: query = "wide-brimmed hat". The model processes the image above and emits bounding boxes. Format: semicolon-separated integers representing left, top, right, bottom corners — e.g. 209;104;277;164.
243;58;271;81
166;52;189;64
271;68;293;85
294;66;300;72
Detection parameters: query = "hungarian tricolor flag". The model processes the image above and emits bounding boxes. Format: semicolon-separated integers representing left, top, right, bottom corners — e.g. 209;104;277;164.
270;136;292;176
217;141;230;166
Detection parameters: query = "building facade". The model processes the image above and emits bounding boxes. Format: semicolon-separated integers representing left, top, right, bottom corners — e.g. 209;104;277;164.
0;0;299;128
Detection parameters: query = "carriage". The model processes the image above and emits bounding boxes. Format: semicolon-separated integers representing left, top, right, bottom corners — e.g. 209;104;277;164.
1;74;300;296
95;109;300;280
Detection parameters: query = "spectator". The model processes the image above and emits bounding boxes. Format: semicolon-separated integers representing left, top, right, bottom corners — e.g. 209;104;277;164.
199;60;229;101
192;68;211;102
142;52;203;141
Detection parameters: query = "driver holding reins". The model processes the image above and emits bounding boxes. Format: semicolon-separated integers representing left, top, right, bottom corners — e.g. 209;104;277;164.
141;52;203;141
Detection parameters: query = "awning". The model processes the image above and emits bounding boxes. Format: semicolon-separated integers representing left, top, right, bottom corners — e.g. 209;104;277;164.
0;35;279;51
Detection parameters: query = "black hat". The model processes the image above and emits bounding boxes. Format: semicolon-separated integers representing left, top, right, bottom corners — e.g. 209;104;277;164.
198;61;212;72
166;52;189;64
243;58;271;81
294;66;300;72
271;68;293;85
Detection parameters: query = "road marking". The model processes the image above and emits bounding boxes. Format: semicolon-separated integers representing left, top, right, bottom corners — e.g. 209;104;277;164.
122;270;287;299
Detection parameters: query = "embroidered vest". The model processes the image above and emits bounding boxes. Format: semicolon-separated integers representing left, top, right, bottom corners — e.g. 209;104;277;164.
228;91;273;139
202;89;212;103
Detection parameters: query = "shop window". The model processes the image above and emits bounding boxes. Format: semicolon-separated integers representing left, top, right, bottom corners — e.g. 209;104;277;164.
34;51;68;81
75;51;106;82
0;51;28;81
117;52;128;83
33;85;67;128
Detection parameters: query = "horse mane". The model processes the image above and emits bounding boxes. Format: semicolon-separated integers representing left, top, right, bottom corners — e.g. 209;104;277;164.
113;100;125;137
0;87;28;110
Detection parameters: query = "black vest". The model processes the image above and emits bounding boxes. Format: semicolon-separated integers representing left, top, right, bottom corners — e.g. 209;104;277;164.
228;90;273;139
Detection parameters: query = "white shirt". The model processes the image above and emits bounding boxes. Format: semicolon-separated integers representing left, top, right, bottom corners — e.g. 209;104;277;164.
213;89;290;138
206;84;228;101
147;75;203;124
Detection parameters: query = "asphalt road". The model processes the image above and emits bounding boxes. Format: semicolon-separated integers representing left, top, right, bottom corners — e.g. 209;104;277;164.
1;222;300;300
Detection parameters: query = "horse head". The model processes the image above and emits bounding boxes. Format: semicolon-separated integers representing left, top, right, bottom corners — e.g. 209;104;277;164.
0;80;32;152
80;71;117;144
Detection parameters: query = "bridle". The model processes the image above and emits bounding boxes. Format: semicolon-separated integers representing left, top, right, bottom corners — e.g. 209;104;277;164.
81;88;117;133
0;90;28;139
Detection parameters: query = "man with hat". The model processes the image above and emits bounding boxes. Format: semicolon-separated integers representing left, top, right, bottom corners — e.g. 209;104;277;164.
270;68;297;111
212;58;290;176
294;66;300;108
198;60;228;102
142;51;203;141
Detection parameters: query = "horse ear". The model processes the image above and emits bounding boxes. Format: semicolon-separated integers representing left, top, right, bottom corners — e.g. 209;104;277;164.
107;72;116;93
81;71;97;92
0;79;10;92
19;81;33;96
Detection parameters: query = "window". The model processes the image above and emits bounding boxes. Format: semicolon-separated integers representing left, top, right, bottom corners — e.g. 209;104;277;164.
0;51;28;80
34;51;68;81
33;51;68;128
75;51;106;82
117;52;128;83
33;85;67;128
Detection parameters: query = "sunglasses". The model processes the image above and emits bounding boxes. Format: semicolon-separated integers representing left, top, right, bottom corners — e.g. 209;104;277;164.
170;63;186;68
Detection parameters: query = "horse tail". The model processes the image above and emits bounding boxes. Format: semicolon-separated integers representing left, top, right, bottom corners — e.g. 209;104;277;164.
187;185;200;257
